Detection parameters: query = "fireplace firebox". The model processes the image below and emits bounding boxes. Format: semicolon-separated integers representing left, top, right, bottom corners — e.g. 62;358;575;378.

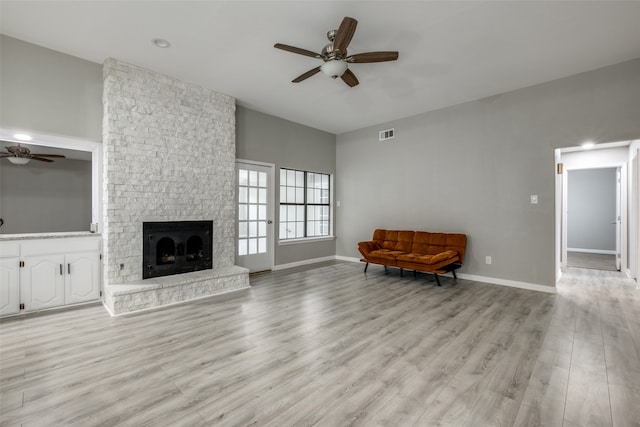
143;221;213;279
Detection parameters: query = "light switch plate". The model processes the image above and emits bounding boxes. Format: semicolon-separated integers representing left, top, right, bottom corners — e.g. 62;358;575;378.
530;195;538;204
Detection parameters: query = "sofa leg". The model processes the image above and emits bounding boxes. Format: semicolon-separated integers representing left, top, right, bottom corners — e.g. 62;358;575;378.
452;269;457;280
384;265;389;274
400;268;404;277
413;270;417;278
434;274;441;286
364;262;369;273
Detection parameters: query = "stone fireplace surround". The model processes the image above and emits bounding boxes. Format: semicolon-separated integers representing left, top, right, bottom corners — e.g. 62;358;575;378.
102;59;249;315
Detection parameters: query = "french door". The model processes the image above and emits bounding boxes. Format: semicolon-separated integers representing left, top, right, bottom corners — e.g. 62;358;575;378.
235;160;274;272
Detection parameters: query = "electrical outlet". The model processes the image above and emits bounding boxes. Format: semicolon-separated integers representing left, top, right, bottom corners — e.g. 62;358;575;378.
530;194;538;204
485;256;492;265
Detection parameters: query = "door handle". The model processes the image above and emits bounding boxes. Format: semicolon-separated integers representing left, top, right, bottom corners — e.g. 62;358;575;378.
60;264;63;275
267;220;273;224
68;264;71;274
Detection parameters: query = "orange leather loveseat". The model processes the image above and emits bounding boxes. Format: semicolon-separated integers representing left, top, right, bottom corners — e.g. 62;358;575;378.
358;229;467;285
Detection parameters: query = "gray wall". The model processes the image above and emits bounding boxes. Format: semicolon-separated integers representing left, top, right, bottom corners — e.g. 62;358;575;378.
236;106;336;266
567;168;617;251
0;159;92;234
336;58;640;287
0;35;103;140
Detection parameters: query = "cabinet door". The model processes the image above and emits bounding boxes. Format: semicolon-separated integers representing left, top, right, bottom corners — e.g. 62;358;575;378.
0;259;20;316
65;253;101;304
21;255;65;311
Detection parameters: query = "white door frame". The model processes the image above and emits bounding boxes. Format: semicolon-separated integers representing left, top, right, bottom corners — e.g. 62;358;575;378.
235;159;275;272
560;162;627;274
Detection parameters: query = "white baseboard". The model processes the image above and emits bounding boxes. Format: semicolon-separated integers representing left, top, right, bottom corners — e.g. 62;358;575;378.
273;256;337;271
567;248;616;255
335;255;361;263
277;255;557;294
456;273;556;294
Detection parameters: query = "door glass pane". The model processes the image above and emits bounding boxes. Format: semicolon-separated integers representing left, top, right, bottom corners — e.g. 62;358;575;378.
238;239;247;256
249;171;258;186
259;221;266;237
249;238;257;254
249;205;257;220
239;169;248;186
239;204;247;220
249;221;257;237
249;188;258;203
239;222;248;238
239;187;247;203
259;188;266;204
258;205;266;220
259;172;267;188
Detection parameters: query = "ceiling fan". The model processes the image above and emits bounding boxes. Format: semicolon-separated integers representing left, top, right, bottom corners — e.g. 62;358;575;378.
274;16;399;87
0;144;65;165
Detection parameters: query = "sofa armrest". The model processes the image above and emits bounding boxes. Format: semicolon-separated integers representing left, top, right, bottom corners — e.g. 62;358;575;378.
358;241;379;258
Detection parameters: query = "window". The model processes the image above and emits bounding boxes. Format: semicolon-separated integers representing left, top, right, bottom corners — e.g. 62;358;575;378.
279;168;331;240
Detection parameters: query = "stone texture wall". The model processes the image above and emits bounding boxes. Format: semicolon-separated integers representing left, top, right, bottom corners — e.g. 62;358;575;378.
102;59;236;284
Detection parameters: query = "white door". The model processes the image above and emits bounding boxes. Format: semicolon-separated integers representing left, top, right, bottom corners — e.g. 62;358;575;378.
0;259;20;316
21;255;65;311
65;253;101;304
235;161;274;272
615;167;622;271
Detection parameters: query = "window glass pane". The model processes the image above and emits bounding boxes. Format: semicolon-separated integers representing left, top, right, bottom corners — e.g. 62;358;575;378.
287;170;295;186
258;205;266;220
321;189;329;204
249;238;257;254
287;225;296;239
280;169;287;186
280;188;286;203
307;206;315;220
239;204;247;220
296;222;304;238
296;171;304;187
249;171;258;186
297;206;304;220
280;205;287;222
259;221;266;237
249;188;258;203
239;187;248;203
238;239;247;256
279;225;287;239
249;221;258;237
239;222;248;238
249;205;257;220
288;205;296;221
287;187;295;203
307;173;315;188
239;169;248;186
307;222;314;236
259;188;266;204
296;187;304;203
322;174;329;189
258;238;266;253
259;172;267;188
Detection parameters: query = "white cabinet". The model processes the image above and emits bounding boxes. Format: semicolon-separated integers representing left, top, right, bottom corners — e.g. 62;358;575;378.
0;258;20;316
0;236;101;316
21;255;66;311
64;253;101;304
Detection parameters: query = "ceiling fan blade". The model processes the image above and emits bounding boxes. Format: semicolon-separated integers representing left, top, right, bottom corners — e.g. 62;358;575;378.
29;156;54;162
333;17;357;53
274;43;321;59
292;66;321;83
0;154;13;158
30;154;66;158
347;51;399;63
341;69;359;87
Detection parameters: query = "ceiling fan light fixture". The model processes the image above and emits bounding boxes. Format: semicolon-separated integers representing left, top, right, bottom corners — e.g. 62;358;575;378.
13;133;32;141
321;60;348;79
7;157;30;165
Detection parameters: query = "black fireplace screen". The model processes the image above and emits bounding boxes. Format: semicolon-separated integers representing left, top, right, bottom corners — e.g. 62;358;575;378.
143;221;212;279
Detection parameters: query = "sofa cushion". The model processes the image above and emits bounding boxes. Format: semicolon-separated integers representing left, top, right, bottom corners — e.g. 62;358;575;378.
377;229;414;253
396;249;458;265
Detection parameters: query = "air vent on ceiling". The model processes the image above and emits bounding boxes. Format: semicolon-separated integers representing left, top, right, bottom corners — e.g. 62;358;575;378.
379;128;395;141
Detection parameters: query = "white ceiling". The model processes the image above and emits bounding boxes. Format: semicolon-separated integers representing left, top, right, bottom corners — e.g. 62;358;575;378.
1;1;640;135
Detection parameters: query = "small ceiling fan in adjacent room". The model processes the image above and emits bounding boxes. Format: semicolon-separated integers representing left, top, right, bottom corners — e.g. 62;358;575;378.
274;16;399;87
0;143;65;165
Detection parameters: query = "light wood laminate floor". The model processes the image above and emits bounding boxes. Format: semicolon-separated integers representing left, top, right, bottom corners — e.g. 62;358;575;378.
1;261;639;426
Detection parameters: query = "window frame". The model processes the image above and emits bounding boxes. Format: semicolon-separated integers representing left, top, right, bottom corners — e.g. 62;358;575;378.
278;168;334;244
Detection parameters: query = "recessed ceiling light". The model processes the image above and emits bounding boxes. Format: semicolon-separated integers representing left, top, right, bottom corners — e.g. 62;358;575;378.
581;141;595;149
13;133;32;141
152;38;171;48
